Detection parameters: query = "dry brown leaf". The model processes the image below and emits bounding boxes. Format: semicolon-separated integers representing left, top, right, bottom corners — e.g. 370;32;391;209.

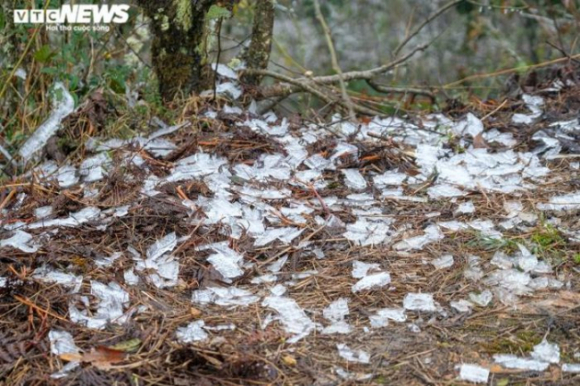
60;347;126;370
83;347;126;366
190;307;202;318
282;355;297;366
59;352;83;362
473;132;489;149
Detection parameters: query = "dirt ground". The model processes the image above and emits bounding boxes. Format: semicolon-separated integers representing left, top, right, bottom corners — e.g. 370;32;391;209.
1;77;580;386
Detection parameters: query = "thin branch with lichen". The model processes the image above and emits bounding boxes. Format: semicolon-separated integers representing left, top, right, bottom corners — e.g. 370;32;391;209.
313;0;356;121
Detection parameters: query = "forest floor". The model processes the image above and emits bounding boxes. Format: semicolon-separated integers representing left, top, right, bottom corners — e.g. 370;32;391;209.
1;73;580;386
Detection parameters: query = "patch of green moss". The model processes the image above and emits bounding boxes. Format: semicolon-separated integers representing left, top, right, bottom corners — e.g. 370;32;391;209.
174;0;192;31
527;223;569;263
326;181;341;189
482;330;542;354
373;375;388;384
57;135;76;150
531;224;565;250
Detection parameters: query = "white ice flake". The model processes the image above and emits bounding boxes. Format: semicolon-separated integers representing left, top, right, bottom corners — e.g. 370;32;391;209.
431;254;454;269
55;165;78;188
207;248;244;281
33;266;83;293
427;184;465;199
27;207;101;229
563;364;580;373
341;169;367;190
94;252;122;267
192;286;258;307
456;201;475;214
15;68;27;80
19;82;75;160
516;244;538;272
48;330;81;378
270;284;287;296
336;343;370;364
369;308;406;327
373;171;407;186
0;230;39;253
176;320;209;343
531;340;560;364
493;340;559;372
69;281;130;329
215;82;242;99
49;329;80;355
322;298;352;334
438;220;468;231
468;219;503;239
148;231;177;256
537;192;580;211
211;63;237;79
450;300;473;312
234;154;291;181
458;364;489;384
167;152;228;182
493;354;549;371
266;256;287;274
34;206;53;218
452;113;484;137
124;268;139;285
352;272;391;293
335;366;373;381
262;295;315;343
512;94;544;124
254;227;303;246
343;218;393;246
80;153;111;182
304;153;334;170
483;129;517;147
469;290;493;306
134;232;180;288
352;261;380;278
393;225;443;251
484;269;531;297
403;293;437;312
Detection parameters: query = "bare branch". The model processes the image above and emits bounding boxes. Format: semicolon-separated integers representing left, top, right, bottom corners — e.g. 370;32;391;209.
393;0;462;56
246;40;431;88
366;79;436;100
313;0;356;121
245;69;379;115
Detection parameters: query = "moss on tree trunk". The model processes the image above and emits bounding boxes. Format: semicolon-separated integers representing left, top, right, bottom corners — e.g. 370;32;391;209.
138;0;216;102
242;0;275;87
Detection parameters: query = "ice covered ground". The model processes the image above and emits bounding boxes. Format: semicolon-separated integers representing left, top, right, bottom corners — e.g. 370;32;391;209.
1;87;580;384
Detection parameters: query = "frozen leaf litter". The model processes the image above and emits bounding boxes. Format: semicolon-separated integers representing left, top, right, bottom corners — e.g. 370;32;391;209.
2;91;580;384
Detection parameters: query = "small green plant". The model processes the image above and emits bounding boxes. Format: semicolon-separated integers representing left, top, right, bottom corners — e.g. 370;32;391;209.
573;254;580;265
467;231;518;252
530;223;566;258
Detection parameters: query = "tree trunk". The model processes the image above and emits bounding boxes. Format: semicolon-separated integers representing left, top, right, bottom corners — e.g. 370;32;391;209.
242;0;275;87
138;0;217;102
